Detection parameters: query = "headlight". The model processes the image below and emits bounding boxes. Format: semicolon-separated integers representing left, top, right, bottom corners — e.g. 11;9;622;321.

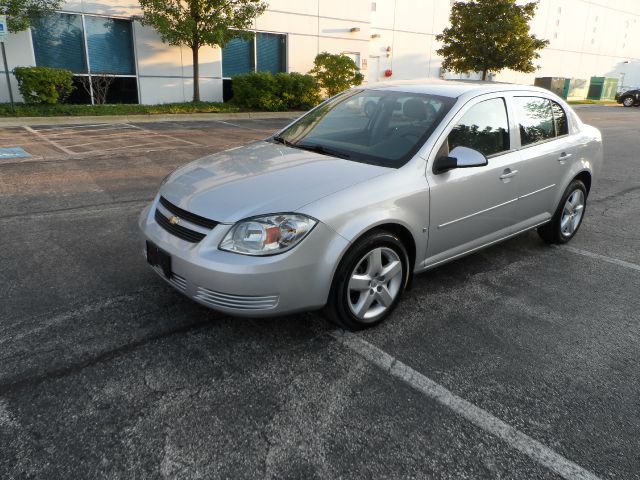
219;214;317;256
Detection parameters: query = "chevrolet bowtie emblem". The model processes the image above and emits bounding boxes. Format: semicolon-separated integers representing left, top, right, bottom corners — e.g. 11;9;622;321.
169;215;180;225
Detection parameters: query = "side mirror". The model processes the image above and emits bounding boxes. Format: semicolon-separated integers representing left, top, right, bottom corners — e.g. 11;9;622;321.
433;146;488;174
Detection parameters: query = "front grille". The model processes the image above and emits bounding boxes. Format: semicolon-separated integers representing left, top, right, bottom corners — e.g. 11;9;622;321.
195;287;279;310
155;209;206;243
159;196;218;229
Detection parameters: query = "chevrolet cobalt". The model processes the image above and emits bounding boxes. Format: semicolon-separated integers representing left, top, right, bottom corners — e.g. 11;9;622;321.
140;82;602;329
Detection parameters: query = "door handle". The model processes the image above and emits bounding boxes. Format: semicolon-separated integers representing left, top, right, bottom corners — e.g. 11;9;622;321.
499;169;518;180
558;152;572;161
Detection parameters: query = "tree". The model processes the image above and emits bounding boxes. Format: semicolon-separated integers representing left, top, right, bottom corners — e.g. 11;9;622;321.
138;0;267;102
309;52;364;97
436;0;549;81
2;0;62;32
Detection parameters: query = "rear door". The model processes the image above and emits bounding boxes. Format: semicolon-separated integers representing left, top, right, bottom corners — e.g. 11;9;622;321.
508;95;576;226
425;95;520;264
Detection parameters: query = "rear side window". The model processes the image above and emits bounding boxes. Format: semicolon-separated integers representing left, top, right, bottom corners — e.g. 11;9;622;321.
515;97;556;146
551;101;568;136
448;97;510;157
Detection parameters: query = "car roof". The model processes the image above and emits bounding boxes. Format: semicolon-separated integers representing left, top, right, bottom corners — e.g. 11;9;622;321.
364;78;554;99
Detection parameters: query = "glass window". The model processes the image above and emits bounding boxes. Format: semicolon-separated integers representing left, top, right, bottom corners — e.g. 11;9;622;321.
551;101;568;136
515;97;555;146
448;98;510;157
223;33;287;77
222;37;254;77
31;13;87;73
85;16;135;75
256;33;286;74
276;90;455;168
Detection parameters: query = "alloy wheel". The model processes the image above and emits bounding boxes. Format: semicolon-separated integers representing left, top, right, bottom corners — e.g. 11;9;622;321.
347;247;403;321
560;189;585;237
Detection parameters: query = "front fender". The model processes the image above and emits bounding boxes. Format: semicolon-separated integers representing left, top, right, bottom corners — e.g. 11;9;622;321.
299;170;429;273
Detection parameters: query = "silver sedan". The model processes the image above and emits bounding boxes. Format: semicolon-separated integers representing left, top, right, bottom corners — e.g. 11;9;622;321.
139;82;602;329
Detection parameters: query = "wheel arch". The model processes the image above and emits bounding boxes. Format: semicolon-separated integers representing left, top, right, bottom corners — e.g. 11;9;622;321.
574;170;592;195
329;220;419;294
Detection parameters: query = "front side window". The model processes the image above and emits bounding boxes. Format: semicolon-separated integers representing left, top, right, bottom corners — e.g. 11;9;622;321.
276;90;455;168
448;98;510;157
515;97;555;146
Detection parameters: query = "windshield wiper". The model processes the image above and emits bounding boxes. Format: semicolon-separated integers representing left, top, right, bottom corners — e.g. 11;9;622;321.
271;135;293;147
294;143;351;160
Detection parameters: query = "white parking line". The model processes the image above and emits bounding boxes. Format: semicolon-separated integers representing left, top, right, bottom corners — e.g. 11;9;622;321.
559;246;640;273
22;126;75;156
37;124;138;137
126;123;202;146
210;119;274;132
33;123;129;131
331;330;602;480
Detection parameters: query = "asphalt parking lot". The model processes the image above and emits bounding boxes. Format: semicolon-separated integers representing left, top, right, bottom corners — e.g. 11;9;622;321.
1;106;639;479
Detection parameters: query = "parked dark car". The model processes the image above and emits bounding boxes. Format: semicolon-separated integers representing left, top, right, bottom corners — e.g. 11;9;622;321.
616;89;640;107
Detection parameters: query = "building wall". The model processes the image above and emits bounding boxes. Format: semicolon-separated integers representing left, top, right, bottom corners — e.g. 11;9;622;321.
1;0;640;104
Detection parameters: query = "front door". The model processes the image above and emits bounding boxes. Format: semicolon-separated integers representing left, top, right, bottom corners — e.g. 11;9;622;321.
425;96;520;265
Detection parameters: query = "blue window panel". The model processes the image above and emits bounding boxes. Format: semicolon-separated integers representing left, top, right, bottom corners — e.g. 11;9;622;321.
31;13;87;73
85;16;135;75
256;33;286;74
222;37;254;78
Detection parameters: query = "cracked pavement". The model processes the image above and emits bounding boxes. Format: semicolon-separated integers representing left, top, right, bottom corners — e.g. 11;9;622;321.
0;109;639;479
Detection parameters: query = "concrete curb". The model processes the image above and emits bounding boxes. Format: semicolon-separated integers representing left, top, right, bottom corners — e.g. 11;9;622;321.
0;111;300;127
570;103;619;109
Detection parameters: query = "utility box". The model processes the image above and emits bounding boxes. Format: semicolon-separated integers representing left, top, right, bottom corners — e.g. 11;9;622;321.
534;77;567;97
587;77;619;100
564;78;589;101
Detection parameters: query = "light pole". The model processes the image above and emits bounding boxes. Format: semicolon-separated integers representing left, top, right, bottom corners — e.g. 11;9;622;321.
0;14;15;111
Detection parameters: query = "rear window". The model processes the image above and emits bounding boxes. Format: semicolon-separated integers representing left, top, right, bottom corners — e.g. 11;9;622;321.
515;96;571;145
514;97;555;146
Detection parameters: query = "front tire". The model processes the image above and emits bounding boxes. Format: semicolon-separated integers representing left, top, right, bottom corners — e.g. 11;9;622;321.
537;179;587;244
325;231;409;330
622;96;635;107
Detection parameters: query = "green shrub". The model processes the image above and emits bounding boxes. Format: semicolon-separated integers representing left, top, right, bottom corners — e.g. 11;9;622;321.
232;71;284;111
232;71;321;111
274;72;322;110
309;52;364;97
13;66;75;104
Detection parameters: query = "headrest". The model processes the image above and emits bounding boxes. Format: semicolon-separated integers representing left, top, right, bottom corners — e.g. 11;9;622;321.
403;98;428;120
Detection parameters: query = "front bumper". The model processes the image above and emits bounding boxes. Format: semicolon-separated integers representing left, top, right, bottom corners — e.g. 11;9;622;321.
138;198;349;317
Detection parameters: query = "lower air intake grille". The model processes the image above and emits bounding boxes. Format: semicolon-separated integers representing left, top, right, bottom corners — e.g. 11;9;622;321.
155;209;206;243
195;287;279;310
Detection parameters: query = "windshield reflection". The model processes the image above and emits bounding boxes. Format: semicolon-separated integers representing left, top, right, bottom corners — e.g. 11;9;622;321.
274;90;455;168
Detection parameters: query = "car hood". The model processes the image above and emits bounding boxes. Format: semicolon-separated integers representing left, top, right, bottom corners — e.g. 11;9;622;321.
160;141;390;223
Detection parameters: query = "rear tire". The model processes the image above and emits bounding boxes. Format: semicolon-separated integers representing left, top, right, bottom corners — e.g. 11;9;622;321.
324;231;409;330
537;179;587;244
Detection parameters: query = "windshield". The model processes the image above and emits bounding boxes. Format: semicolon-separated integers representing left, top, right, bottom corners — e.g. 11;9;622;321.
273;89;455;168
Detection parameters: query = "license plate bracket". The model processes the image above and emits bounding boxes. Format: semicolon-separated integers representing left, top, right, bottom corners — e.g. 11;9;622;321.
146;241;172;279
